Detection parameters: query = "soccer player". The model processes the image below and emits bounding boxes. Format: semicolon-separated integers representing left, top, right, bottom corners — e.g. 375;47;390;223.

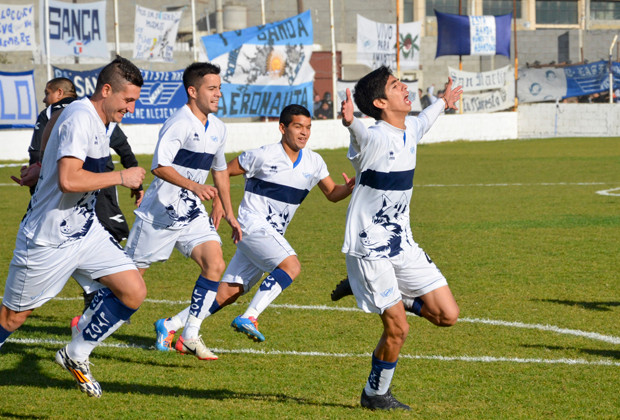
339;66;462;410
154;104;354;354
124;62;241;360
0;56;147;398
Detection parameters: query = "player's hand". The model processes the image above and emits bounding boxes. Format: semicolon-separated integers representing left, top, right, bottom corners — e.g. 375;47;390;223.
342;172;355;192
11;163;41;187
341;88;354;127
131;188;144;206
210;197;224;229
225;215;242;244
191;183;218;201
120;167;146;189
442;77;463;110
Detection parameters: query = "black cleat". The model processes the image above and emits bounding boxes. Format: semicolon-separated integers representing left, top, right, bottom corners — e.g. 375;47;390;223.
360;388;411;411
331;277;353;301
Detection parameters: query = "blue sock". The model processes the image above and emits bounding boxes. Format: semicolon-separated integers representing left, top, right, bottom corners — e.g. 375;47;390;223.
243;268;293;319
364;353;398;396
189;275;220;318
411;297;424;316
0;323;12;349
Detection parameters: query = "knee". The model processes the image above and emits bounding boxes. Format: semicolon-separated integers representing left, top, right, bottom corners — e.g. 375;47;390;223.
386;320;409;345
438;304;460;327
0;306;30;331
279;257;301;280
201;257;226;278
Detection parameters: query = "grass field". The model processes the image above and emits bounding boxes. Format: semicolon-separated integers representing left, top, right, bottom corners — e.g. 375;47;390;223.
0;137;618;419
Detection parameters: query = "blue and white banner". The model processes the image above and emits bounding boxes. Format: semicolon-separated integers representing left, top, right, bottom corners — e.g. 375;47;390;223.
0;4;35;51
449;65;510;92
356;15;421;70
132;5;182;62
435;10;511;58
40;0;108;59
202;10;314;118
53;66;186;124
0;70;37;128
517;60;620;102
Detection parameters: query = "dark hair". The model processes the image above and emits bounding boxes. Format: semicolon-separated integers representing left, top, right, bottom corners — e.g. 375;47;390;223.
353;65;391;120
279;104;311;126
47;77;77;99
183;62;220;92
95;56;143;93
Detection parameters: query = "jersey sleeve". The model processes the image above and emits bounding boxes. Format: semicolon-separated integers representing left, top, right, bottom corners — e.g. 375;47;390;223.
407;99;444;144
152;121;184;170
55;110;91;162
238;146;264;178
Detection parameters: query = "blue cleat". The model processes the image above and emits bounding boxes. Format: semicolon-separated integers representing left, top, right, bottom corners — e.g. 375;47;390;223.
231;315;265;342
154;318;175;351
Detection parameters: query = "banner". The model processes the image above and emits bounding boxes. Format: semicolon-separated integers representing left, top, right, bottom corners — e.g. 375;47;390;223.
356;15;421;70
202;10;314;118
0;70;37;128
449;66;510;92
435;10;511;58
517;60;620;103
462;77;514;113
133;5;182;62
336;79;421;116
0;4;35;51
40;0;108;59
52;65;100;98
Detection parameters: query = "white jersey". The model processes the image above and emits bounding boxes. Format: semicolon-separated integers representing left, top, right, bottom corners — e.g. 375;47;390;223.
21;97;115;247
342;100;445;260
135;105;227;229
237;142;329;235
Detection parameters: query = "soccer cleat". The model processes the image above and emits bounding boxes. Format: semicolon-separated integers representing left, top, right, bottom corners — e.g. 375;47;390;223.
55;346;102;398
70;316;80;339
174;335;218;360
154;318;175;352
331;277;353;301
360;388;411;411
231;315;265;342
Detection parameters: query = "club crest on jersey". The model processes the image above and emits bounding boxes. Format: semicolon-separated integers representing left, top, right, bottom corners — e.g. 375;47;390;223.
302;172;312;179
266;202;290;234
211;135;218;142
359;193;408;258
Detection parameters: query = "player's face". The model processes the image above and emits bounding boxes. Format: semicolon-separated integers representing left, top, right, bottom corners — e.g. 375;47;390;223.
43;84;63;107
381;75;411;114
193;74;222;116
102;82;141;124
280;114;311;152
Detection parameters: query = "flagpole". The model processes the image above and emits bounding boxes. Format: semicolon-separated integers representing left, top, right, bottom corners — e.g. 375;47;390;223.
458;0;463;114
114;0;120;55
191;0;198;61
329;0;337;120
44;0;51;80
261;0;265;25
513;0;518;110
396;0;401;78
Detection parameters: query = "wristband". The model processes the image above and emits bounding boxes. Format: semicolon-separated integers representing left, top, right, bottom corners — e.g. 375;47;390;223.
120;170;124;186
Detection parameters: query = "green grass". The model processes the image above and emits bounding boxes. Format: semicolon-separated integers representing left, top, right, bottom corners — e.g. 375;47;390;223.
0;137;619;419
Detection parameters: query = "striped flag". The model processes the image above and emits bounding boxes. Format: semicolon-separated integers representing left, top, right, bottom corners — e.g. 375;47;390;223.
435;10;511;58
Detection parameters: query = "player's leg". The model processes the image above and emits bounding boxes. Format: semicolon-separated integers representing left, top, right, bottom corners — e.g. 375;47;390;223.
415;285;459;326
0;307;33;348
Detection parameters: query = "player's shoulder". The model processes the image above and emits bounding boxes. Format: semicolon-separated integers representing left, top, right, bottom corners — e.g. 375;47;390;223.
207;113;227;132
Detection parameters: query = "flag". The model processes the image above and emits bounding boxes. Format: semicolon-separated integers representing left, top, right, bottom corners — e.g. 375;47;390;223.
133;5;182;62
201;11;314;118
435;10;511;58
0;70;37;128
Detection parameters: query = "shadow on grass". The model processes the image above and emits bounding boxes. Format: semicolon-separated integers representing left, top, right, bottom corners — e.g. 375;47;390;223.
522;344;620;360
538;299;620;312
0;344;357;410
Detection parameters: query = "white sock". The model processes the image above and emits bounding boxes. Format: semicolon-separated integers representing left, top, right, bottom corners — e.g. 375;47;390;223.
167;306;190;331
242;269;292;319
182;315;203;340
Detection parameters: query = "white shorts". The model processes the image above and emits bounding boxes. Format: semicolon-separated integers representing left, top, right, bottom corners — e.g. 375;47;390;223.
221;227;296;293
346;244;447;314
3;222;136;312
125;214;221;269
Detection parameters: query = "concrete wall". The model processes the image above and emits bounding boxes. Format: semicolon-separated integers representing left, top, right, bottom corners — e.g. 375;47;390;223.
3;103;620;162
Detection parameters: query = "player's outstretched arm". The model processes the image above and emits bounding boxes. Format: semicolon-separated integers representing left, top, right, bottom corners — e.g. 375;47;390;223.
318;172;355;202
341;88;355;127
212;168;242;243
152;165;217;201
442;77;463;110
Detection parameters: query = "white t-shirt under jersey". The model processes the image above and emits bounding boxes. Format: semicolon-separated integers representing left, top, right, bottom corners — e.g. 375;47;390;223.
135;105;227;229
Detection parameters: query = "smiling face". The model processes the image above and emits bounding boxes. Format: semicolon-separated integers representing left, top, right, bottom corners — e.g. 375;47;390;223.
280;114;311;153
100;81;141;124
189;74;222;119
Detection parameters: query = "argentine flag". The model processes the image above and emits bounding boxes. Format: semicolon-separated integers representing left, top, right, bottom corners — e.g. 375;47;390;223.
435;10;512;58
201;11;315;118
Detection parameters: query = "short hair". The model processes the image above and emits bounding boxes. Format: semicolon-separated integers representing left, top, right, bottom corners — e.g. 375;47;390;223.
183;62;220;92
353;65;392;120
279;104;311;126
95;56;143;93
47;77;77;99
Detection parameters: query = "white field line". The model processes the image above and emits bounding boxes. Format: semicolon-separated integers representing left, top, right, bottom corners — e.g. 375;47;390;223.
18;296;620;345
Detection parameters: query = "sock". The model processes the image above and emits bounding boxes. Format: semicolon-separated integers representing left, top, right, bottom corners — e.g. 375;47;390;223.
0;323;12;349
402;296;424;317
68;288;137;361
364;353;397;396
182;276;221;340
166;306;191;331
242;268;292;319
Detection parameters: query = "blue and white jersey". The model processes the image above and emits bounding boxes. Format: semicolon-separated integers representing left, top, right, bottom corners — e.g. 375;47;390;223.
22;97;114;247
136;105;227;229
237;142;329;236
342;100;445;260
